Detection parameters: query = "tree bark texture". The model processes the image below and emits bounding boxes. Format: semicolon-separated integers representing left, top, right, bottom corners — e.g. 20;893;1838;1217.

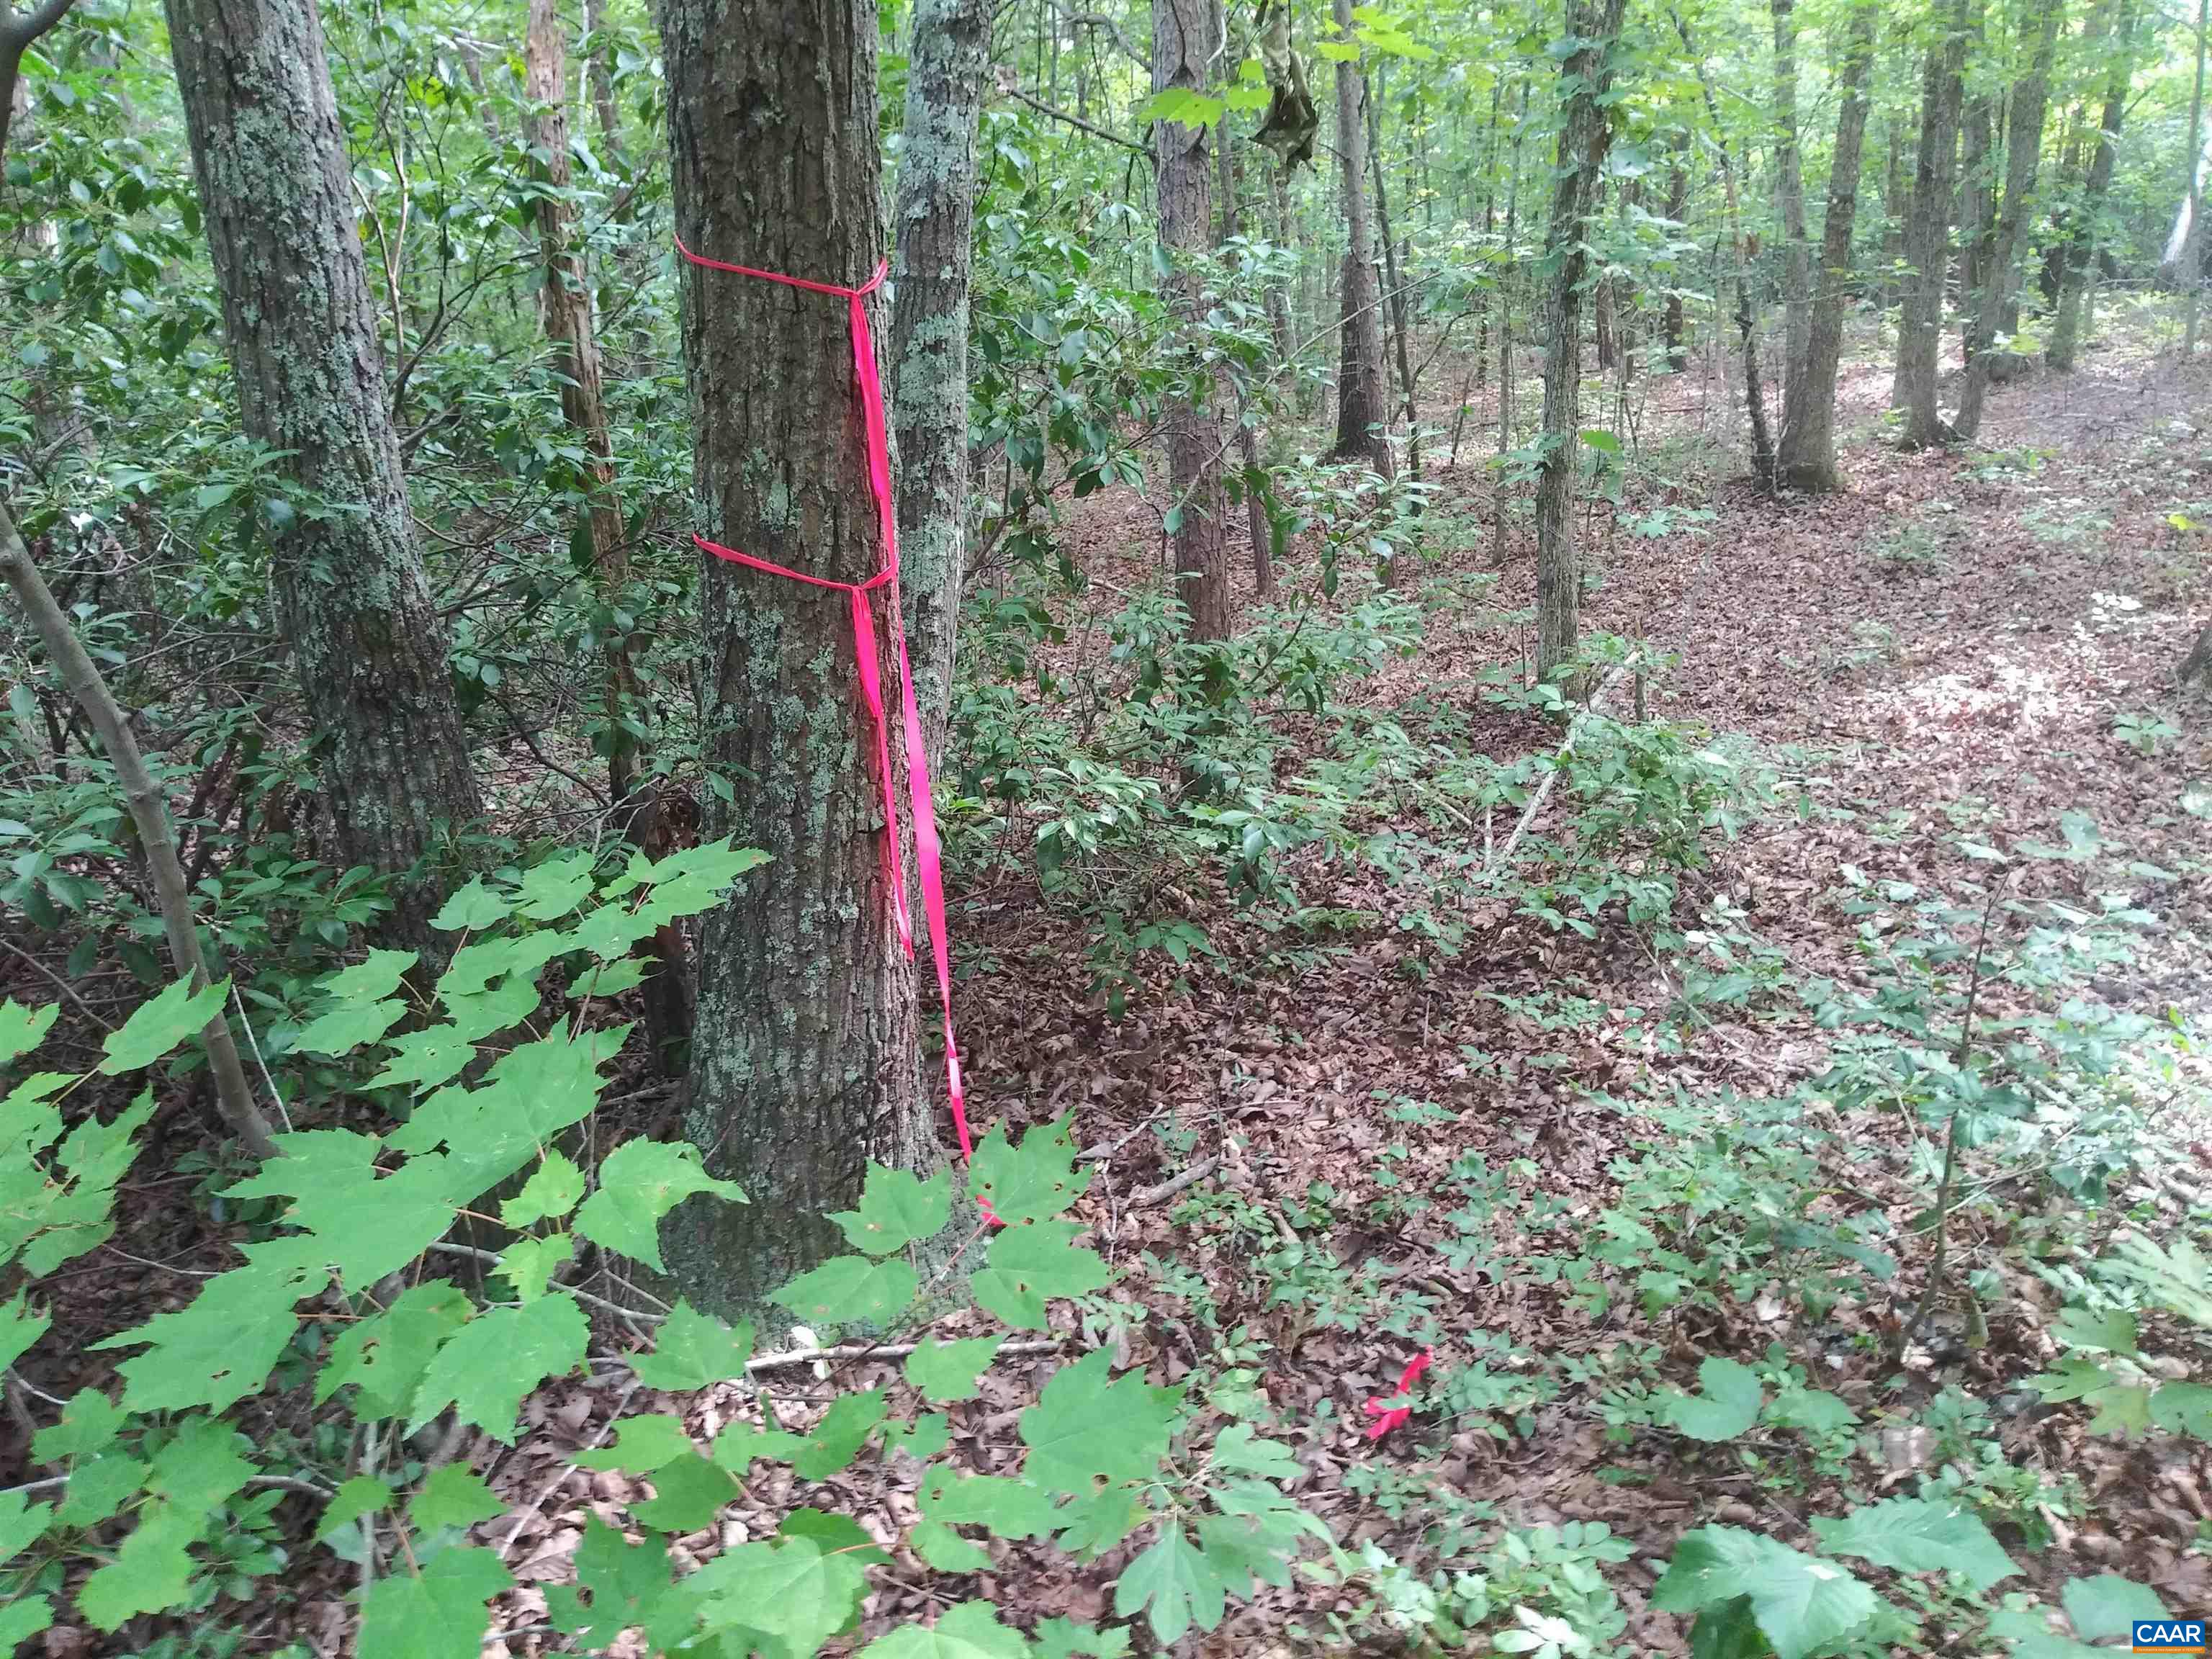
582;0;623;151
1778;0;1876;492
2050;0;2135;369
1215;119;1276;596
1533;0;1627;683
1663;129;1689;372
890;0;989;758
1771;0;1812;453
1955;0;2062;436
1892;0;1970;448
1327;0;1391;475
1152;0;1231;639
164;0;483;941
655;0;934;1316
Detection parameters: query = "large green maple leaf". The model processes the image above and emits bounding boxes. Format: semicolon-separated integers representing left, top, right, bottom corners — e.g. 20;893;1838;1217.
408;1292;586;1442
1809;1497;2018;1593
1653;1527;1878;1659
1020;1349;1182;1496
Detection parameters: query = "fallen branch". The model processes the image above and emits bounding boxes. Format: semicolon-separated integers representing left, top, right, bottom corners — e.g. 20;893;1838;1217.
1481;666;1625;878
746;1335;1064;1372
1130;1156;1222;1208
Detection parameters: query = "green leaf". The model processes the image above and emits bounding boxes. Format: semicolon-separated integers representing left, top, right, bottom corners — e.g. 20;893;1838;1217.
1053;1485;1146;1556
1764;1387;1858;1436
2052;1305;2138;1354
782;1506;891;1565
357;1546;513;1659
292;996;407;1057
2151;1382;2212;1436
365;1025;476;1092
631;1300;755;1390
1653;1527;1879;1659
514;849;595;920
710;1419;806;1476
573;1140;746;1272
0;999;58;1066
32;1388;124;1462
575;1416;696;1473
547;1515;674;1645
1020;1349;1182;1496
0;1489;54;1567
430;876;508;932
0;1597;52;1652
2062;1575;2168;1642
689;1537;868;1656
2031;1355;2156;1435
319;949;420;1004
861;1600;1033;1658
632;1453;739;1532
1988;1600;2110;1659
412;1465;505;1532
1579;427;1622;452
319;1280;473;1419
53;1453;144;1529
567;957;648;998
409;1292;587;1443
795;1386;889;1480
829;1164;951;1255
968;1116;1091;1226
1114;1523;1230;1644
496;1231;575;1302
1809;1496;2018;1593
1134;86;1226;130
910;1519;994;1571
1211;1424;1303;1479
77;1501;199;1628
0;1294;51;1375
1660;1357;1764;1442
969;1218;1109;1330
1034;1617;1132;1658
503;1151;586;1228
98;1235;326;1412
904;1336;1004;1403
316;1474;395;1543
772;1254;918;1328
98;976;226;1075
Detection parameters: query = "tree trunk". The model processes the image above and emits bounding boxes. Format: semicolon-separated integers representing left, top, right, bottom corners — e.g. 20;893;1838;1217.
890;0;989;756
1217;114;1277;596
1151;0;1231;637
2185;0;2209;351
1778;0;1876;491
1881;121;1905;312
1663;129;1690;372
1264;162;1297;382
1955;0;2062;436
1957;85;1994;356
1533;0;1627;683
2051;0;2136;369
1367;77;1421;487
582;0;622;152
1771;0;1812;453
0;0;80;171
164;0;483;943
1327;0;1391;479
656;0;935;1314
1892;0;1970;448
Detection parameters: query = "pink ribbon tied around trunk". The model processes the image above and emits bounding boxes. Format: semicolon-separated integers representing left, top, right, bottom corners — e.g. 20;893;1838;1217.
674;233;992;1223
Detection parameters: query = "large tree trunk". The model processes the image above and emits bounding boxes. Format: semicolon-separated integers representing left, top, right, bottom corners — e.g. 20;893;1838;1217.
1957;82;1995;357
1955;0;2062;436
1152;0;1231;637
1892;0;1970;448
655;0;935;1313
1367;74;1421;488
1881;121;1906;313
164;0;482;943
2185;0;2209;351
1533;0;1627;683
1771;0;1812;451
1778;0;1876;492
890;0;989;756
2051;0;2136;369
1327;0;1392;481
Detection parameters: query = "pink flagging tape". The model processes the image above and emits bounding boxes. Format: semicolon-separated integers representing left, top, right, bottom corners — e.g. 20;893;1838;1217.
676;234;993;1223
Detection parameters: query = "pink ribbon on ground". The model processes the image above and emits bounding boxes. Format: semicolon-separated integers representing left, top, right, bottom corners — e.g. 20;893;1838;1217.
675;234;989;1218
1362;1347;1434;1442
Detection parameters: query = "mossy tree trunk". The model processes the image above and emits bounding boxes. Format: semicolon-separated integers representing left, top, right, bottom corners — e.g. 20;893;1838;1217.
1532;0;1626;683
164;0;483;944
654;0;934;1316
1151;0;1231;639
890;0;989;758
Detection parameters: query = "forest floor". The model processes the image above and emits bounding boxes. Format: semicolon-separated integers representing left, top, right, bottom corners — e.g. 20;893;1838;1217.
16;320;2212;1657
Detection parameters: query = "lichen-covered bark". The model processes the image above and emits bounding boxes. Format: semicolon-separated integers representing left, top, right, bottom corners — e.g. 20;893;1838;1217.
1151;0;1231;641
1779;0;1876;493
1892;0;1971;449
889;0;989;760
1532;0;1624;683
2050;0;2136;369
164;0;482;939
654;0;931;1316
1326;0;1390;476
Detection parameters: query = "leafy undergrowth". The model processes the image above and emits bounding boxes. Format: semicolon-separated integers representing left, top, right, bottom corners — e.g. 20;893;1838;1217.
1;336;2208;1658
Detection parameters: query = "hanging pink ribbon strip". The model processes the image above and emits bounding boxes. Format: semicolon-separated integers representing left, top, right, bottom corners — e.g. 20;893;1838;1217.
675;233;989;1216
1362;1347;1434;1442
